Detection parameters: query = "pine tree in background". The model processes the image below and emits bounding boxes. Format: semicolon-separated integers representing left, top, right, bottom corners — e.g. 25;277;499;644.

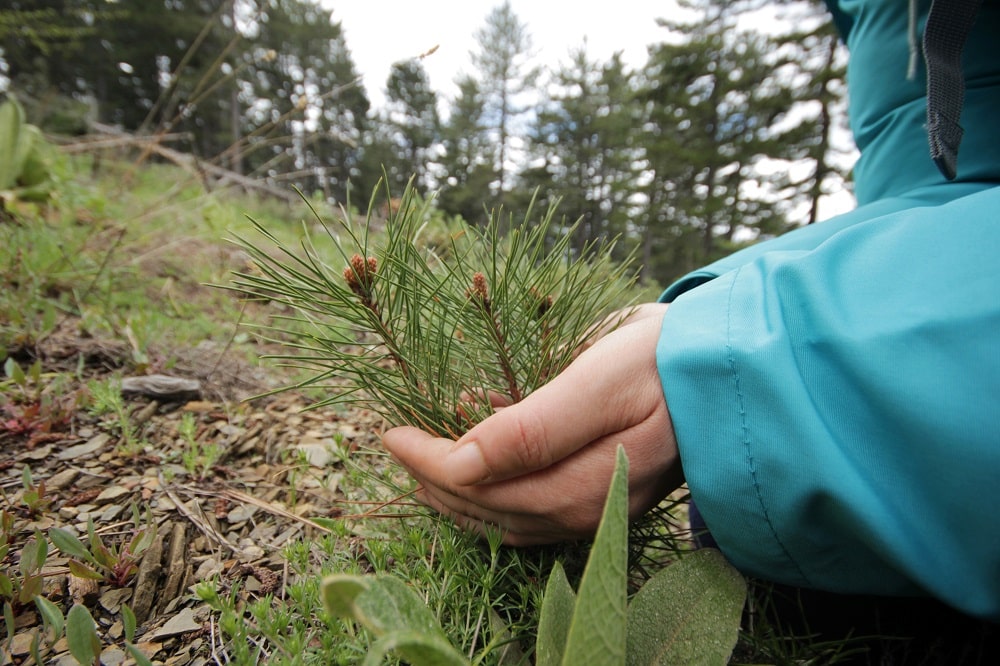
468;0;539;211
240;0;369;204
435;75;496;226
636;0;829;283
357;59;439;199
520;49;642;262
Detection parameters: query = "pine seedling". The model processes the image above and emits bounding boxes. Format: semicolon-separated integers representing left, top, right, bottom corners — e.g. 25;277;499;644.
229;182;639;437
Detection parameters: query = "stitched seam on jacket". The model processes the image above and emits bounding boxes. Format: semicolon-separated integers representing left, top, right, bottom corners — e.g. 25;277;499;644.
725;267;811;585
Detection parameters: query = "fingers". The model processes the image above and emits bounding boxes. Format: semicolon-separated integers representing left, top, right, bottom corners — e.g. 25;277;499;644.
447;313;667;485
382;306;677;545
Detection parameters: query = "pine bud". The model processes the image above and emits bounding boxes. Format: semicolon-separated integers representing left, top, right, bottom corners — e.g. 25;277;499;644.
529;287;554;318
466;272;490;310
344;254;377;297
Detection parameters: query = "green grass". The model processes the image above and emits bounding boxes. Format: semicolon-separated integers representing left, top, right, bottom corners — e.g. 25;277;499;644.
4;149;990;665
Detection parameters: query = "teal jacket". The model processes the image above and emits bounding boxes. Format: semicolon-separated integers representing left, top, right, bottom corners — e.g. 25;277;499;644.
658;0;1000;619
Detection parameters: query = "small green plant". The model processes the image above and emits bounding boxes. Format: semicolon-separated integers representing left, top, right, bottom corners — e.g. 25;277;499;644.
1;358;79;440
322;447;747;665
0;95;57;210
49;504;157;588
230;182;638;436
85;377;145;456
177;412;225;479
0;529;47;616
18;465;52;518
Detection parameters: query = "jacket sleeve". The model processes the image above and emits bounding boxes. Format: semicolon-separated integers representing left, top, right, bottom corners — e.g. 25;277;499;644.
657;184;1000;620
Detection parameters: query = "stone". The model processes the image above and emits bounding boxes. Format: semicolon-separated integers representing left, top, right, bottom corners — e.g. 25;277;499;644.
56;433;111;460
151;607;202;639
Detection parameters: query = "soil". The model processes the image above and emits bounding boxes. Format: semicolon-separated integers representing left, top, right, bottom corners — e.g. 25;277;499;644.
0;321;384;665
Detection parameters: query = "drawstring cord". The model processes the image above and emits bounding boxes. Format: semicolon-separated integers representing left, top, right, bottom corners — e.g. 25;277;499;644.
908;0;921;80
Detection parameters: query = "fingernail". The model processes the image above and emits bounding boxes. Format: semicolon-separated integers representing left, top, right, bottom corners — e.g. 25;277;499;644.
449;440;490;485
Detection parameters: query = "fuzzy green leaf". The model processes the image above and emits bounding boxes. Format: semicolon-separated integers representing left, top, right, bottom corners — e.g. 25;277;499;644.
49;527;92;561
561;445;629;666
321;573;370;619
626;549;747;666
362;631;469;666
34;594;65;638
0;96;28;190
66;603;101;666
3;601;14;641
3;357;22;384
535;561;576;666
322;574;468;666
20;537;42;576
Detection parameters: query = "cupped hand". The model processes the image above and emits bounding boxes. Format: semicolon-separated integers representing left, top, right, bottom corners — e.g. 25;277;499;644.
382;303;683;546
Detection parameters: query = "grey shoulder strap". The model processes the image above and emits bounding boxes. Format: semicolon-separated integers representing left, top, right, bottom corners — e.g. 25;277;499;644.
923;0;983;180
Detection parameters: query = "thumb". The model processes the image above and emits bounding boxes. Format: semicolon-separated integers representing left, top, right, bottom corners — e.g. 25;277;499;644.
445;313;666;486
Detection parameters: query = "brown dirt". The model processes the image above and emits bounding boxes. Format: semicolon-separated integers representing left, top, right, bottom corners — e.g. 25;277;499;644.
0;324;385;664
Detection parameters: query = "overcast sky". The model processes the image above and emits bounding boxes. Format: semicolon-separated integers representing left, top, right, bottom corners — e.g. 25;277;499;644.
319;1;857;220
321;1;684;108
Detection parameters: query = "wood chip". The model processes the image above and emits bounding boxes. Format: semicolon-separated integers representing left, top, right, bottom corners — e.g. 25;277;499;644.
131;533;164;623
69;573;100;606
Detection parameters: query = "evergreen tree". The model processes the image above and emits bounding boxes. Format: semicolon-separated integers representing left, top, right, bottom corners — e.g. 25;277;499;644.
357;58;439;198
239;0;369;203
637;0;822;282
436;75;495;225
766;1;852;223
521;48;642;260
468;1;539;208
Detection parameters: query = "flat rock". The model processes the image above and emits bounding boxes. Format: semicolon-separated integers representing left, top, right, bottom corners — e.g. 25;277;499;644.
151;607;202;639
56;433;111;460
121;375;201;401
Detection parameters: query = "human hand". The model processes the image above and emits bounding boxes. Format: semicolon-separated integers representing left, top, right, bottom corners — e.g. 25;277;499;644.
382;303;683;545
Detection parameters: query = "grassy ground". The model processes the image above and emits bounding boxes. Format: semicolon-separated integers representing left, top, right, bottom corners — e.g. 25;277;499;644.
2;149;998;665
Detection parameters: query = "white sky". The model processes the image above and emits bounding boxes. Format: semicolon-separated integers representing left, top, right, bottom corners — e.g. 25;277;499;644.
322;1;682;108
320;1;857;220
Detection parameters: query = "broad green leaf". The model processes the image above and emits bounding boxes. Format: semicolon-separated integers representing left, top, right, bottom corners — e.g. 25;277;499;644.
0;97;27;190
3;357;21;383
0;573;12;598
66;603;101;666
362;631;469;666
321;573;370;618
354;575;453;638
17;573;42;603
34;594;65;638
68;559;104;581
20;537;40;576
3;601;14;641
28;360;41;384
561;445;629;666
122;604;137;643
322;574;468;666
626;549;747;666
535;561;576;666
49;527;92;561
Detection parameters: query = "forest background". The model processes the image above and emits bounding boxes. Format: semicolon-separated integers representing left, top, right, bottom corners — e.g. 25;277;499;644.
1;0;855;287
